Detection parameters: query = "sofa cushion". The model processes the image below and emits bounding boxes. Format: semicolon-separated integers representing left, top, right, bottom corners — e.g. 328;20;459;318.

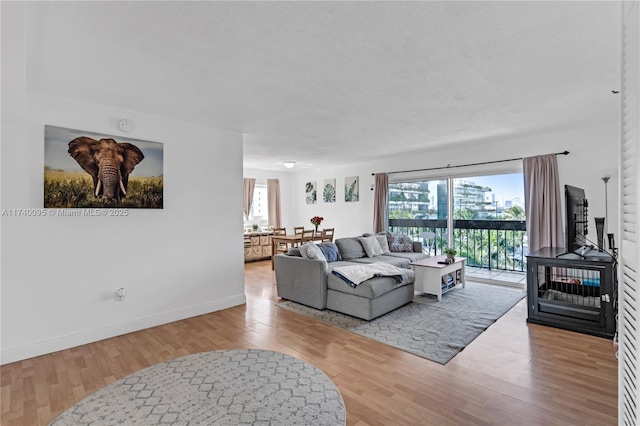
286;247;302;256
375;233;391;254
297;243;311;258
351;254;411;269
325;260;364;272
317;242;342;262
335;237;366;260
388;232;414;252
386;251;430;262
359;236;384;257
304;243;327;261
327;269;415;299
287;243;343;262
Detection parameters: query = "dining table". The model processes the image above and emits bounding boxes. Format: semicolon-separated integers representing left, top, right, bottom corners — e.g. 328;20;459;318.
271;233;323;269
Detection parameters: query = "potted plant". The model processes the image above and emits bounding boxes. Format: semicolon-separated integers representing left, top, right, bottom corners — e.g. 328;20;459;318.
252;224;259;231
443;247;457;261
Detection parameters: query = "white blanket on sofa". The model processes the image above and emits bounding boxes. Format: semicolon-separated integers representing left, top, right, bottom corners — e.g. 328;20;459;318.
331;262;406;288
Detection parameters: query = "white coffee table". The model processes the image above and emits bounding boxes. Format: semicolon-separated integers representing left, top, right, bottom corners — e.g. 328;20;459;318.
411;256;466;301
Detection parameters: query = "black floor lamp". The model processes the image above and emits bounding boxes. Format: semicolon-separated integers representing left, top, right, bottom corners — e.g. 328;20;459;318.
601;176;616;253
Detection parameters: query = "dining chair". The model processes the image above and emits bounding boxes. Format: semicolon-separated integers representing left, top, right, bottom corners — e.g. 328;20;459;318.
419;231;436;255
321;228;335;242
292;227;306;247
272;228;288;254
301;229;315;243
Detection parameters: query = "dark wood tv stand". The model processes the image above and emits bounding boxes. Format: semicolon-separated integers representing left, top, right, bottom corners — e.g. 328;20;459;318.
526;247;617;339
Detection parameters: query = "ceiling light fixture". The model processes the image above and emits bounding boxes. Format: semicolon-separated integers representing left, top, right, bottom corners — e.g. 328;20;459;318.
283;161;296;169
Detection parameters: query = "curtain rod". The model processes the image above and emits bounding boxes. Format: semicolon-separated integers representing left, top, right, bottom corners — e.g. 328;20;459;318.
371;150;569;176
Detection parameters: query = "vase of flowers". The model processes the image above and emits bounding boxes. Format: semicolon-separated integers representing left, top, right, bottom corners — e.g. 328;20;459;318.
310;216;324;234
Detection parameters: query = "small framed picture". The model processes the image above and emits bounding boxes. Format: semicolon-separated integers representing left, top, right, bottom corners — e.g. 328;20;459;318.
305;181;317;204
323;179;336;203
345;176;359;202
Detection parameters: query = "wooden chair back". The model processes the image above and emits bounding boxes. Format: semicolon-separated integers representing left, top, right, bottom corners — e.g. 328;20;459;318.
293;227;304;235
321;228;335;242
272;228;289;254
301;229;315;242
274;243;289;255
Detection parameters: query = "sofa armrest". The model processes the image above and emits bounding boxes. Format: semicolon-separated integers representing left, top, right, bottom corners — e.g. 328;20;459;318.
413;241;423;253
274;254;328;309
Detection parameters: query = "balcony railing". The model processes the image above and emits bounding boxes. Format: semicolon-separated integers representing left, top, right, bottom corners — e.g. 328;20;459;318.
388;218;527;272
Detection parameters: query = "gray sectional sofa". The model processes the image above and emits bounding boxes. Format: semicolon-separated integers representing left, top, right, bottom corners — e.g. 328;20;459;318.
274;233;429;320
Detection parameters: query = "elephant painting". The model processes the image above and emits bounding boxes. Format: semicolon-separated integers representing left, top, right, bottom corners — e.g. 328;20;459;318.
68;137;144;202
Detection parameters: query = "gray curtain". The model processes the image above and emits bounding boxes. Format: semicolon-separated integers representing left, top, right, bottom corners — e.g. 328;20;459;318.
267;178;282;228
523;154;563;252
373;173;389;233
243;178;256;220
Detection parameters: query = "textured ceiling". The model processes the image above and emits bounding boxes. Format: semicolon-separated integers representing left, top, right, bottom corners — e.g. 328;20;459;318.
24;1;621;170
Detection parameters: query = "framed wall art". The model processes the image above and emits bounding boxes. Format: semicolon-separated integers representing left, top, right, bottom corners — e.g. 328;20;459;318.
44;125;164;208
323;178;336;203
305;181;317;204
345;176;359;202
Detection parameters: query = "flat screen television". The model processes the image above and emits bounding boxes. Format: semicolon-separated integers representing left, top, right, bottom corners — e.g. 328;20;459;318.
565;185;588;252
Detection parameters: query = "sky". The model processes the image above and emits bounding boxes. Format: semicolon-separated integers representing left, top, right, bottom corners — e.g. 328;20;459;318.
44;125;163;177
463;173;524;204
422;172;525;208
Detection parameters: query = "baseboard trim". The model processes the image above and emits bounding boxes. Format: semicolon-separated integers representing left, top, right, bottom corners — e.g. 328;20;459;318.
0;294;247;365
466;276;525;289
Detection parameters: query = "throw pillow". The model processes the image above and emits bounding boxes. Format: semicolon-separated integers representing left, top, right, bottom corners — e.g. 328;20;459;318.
335;238;366;260
374;234;391;254
359;236;384;257
388;232;414;252
286;247;302;257
316;242;342;262
304;243;327;261
297;243;311;258
378;230;392;239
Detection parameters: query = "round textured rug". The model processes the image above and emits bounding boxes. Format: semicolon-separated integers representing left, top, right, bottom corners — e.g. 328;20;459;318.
50;349;346;425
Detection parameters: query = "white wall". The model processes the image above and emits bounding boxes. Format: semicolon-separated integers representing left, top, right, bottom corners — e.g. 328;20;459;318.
289;124;620;243
292;165;377;239
1;3;246;364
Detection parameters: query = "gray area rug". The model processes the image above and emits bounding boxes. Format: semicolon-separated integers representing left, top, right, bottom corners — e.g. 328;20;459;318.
278;282;526;364
50;349;346;426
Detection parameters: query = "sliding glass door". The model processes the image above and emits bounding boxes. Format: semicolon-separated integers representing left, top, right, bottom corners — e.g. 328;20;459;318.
452;174;526;271
388;172;526;271
387;179;448;255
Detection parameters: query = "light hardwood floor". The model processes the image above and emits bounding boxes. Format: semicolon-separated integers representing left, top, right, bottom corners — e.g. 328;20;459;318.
1;260;618;425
